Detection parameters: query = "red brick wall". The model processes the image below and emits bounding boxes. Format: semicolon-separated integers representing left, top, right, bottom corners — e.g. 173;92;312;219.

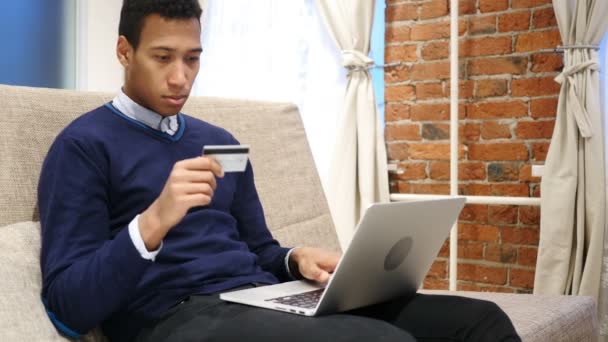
385;0;561;293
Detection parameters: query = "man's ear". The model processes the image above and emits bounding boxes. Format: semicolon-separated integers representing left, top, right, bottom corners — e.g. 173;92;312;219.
117;36;133;68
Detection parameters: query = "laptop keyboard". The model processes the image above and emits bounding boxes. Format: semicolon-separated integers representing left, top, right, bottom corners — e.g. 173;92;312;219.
265;289;324;309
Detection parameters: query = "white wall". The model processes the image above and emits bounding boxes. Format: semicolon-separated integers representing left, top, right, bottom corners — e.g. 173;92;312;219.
76;0;124;91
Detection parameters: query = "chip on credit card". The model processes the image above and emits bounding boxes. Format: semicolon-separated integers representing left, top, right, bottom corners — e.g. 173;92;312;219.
202;145;249;172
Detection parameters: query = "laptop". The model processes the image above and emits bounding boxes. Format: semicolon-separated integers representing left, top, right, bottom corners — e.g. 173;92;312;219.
220;197;466;316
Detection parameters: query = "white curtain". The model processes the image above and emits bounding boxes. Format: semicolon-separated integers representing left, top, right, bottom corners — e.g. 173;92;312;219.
315;0;389;249
534;0;608;331
195;0;346;191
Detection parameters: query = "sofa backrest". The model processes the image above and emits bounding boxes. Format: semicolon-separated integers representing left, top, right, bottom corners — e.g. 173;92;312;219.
0;84;340;251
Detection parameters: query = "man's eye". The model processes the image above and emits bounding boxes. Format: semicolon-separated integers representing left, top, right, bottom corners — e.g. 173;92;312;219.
155;55;170;62
187;56;200;62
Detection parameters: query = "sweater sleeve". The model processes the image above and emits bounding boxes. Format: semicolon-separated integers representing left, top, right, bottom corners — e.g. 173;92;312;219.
230;160;292;282
38;136;152;336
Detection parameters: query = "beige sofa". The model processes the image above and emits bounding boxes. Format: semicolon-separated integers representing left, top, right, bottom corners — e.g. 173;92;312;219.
0;84;599;341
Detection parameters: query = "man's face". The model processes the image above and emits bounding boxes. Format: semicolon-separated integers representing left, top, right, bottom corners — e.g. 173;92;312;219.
118;14;202;116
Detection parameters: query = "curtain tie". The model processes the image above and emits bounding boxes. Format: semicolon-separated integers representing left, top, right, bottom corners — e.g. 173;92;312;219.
342;50;374;75
555;59;599;139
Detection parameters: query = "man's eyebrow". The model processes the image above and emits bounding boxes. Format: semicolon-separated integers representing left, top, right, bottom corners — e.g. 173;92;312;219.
149;47;203;53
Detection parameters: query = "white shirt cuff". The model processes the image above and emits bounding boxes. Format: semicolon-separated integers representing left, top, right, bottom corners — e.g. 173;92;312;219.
128;214;162;261
285;247;299;280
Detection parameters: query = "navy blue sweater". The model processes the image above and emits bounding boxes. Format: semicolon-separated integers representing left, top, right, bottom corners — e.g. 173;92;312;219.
38;104;291;341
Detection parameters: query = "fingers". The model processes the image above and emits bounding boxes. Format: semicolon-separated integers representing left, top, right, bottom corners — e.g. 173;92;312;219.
300;261;331;283
177;156;224;178
174;169;218;191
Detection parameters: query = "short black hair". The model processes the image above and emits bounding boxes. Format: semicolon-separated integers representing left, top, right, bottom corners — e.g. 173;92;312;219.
119;0;203;50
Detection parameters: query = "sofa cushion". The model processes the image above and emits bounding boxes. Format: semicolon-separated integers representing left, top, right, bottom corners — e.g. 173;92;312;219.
0;85;340;252
422;290;599;342
0;221;106;342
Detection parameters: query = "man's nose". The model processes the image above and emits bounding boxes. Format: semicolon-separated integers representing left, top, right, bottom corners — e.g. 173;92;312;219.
167;62;187;88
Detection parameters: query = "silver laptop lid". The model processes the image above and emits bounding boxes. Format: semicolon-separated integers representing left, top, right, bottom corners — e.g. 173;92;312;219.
315;197;465;314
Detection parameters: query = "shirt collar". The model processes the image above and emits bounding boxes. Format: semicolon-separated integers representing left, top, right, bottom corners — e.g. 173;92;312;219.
111;89;179;136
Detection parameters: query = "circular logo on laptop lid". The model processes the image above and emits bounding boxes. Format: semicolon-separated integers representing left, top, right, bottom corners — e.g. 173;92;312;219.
384;236;413;271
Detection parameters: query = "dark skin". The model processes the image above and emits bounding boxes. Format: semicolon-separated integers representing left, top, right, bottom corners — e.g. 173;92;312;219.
115;14;340;283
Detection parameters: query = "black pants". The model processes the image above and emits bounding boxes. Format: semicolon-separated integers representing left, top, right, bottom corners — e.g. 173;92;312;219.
136;293;521;342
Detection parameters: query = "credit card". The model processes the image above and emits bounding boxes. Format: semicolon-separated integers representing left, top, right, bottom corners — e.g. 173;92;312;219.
202;145;249;172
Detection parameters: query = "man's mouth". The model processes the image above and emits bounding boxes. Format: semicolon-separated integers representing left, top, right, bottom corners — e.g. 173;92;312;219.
163;95;187;107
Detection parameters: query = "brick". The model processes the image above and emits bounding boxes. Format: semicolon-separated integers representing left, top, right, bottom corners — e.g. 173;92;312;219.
385;45;418;63
423;277;449;290
530;98;558;118
458;284;516;293
512;0;552;9
489;205;519;224
468;56;528;76
469;142;528;161
422;41;449;60
416;83;444;100
487;163;519;182
498;11;531;32
460;122;481;141
467;101;528;119
479;0;508;13
411;62;451;80
459;241;485;260
385;65;410;84
394;162;427;180
411;183;451;195
409;143;466;160
386;3;418;22
428;161;486;180
460;162;487;180
386;85;415;102
518;246;538;266
459;223;500;242
510;268;535;289
411;103;450;121
394;181;411;193
411;21;450;41
532;184;541;197
533;7;557;28
438;239;449;258
485;243;517;263
520;206;540;225
446;80;475;99
460;36;512;57
420;0;449;19
482;121;512;139
491;183;530;197
501;227;540;245
519;164;542;182
532;142;550;161
386;25;411;43
458;0;477;15
460;184;492;196
430;161;450;180
459;204;489;222
385;103;410;122
531;53;563;72
476;79;508;98
385;123;421;141
469;15;496;35
428;260;448;278
516;120;555;139
515;29;562;52
458;263;507;285
422;123;450;140
387;143;409;160
512;77;561;97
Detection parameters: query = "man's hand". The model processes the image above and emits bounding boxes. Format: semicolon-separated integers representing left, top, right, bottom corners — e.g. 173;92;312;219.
139;156;224;250
290;247;341;283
